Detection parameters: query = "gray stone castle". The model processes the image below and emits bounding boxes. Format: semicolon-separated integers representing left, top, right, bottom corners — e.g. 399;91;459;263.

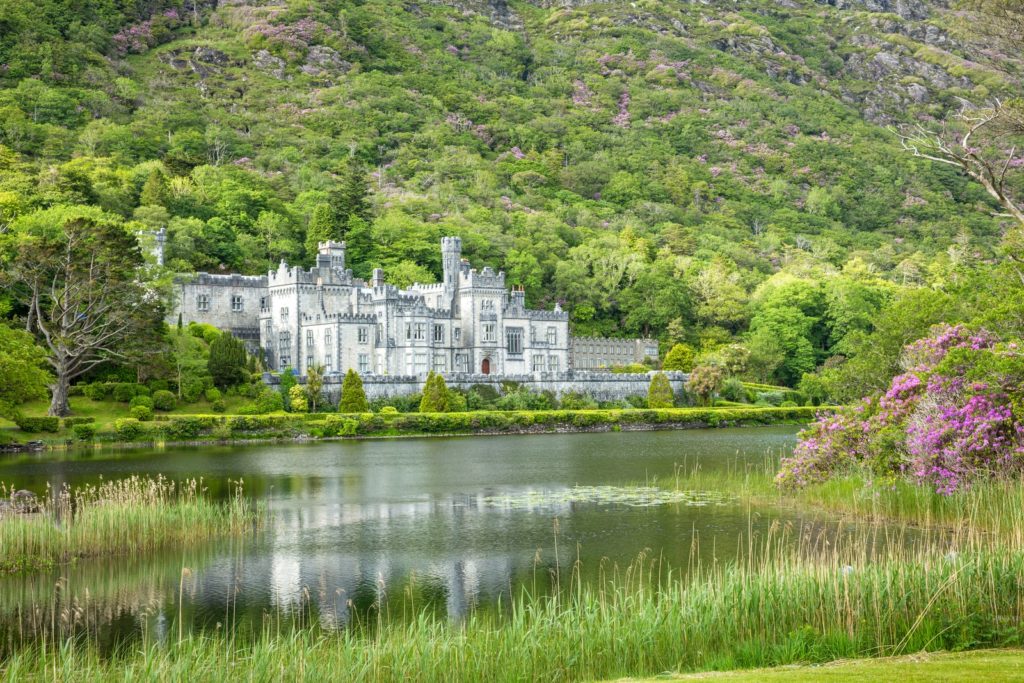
173;237;579;379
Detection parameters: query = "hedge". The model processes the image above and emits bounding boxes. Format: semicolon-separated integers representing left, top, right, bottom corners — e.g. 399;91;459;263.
15;416;61;433
84;406;824;443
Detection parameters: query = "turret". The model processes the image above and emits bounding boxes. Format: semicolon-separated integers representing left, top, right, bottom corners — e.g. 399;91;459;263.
441;236;462;288
318;240;346;271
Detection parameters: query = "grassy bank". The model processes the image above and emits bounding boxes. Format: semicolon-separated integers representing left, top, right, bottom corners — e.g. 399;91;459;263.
0;476;262;572
634;649;1024;682
1;518;1022;681
2;404;821;447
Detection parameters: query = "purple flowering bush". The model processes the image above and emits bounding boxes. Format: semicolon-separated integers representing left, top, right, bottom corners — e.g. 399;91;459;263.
778;324;1024;494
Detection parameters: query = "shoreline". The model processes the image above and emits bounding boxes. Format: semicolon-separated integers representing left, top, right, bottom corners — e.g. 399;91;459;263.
3;407;818;453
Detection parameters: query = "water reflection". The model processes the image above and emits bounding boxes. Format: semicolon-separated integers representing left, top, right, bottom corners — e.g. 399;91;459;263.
0;428;810;650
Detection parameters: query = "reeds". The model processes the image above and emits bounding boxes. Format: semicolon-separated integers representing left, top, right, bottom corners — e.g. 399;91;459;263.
0;476;262;572
3;500;1023;682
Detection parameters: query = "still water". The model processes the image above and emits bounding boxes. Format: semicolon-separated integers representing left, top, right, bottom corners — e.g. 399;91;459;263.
0;427;827;647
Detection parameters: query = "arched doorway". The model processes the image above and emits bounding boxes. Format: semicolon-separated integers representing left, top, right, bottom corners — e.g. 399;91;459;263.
481;358;491;375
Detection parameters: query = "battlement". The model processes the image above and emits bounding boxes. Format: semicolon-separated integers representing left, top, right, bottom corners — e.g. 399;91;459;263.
179;272;267;288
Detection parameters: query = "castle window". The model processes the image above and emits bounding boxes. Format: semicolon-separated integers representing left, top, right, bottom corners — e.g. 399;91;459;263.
532;355;544;372
482;323;496;343
325;329;332;347
260;296;267;311
454;327;461;342
547;327;557;346
506;328;523;355
324;355;332;372
231;295;244;312
197;294;210;312
414;323;426;341
433;324;444;343
376;325;383;343
279;331;291;368
433;355;447;372
306;330;314;350
548;356;559;373
306;355;314;368
280;307;289;323
358;327;368;344
358;354;370;374
405;323;411;341
455;353;468;373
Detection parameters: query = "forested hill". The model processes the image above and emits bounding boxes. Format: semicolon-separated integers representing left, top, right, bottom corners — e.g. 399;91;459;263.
1;0;1019;385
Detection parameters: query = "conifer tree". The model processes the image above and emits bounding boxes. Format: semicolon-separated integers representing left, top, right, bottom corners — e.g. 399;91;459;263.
139;168;168;207
207;333;247;388
339;368;369;413
279;368;297;409
419;371;451;413
662;343;696;371
305;203;335;262
647;372;675;409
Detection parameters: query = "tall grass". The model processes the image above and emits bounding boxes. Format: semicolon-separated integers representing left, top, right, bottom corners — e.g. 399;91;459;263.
664;458;1024;534
3;506;1024;681
0;476;262;572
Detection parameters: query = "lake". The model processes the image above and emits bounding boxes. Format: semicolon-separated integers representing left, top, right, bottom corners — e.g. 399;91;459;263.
0;427;848;650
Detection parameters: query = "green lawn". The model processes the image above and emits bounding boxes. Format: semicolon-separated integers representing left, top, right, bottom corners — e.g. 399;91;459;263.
622;650;1024;682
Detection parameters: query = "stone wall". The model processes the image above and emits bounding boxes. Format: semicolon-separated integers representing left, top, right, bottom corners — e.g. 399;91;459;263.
269;371;688;402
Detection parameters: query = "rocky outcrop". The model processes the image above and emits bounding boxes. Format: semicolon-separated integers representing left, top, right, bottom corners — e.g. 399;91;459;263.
253;49;288;80
300;46;352;80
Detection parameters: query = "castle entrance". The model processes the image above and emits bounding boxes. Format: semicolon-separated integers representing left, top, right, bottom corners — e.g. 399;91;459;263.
481;358;491;375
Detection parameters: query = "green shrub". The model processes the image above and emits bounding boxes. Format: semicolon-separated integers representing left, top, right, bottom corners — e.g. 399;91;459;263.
152;390;177;411
148;379;170;393
72;423;97;441
720;378;747;403
14;415;60;433
322;415;359;437
129;395;154;410
62;416;95;427
255;387;284;413
113;383;145;402
84;382;114;400
211;399;227;413
164;417;214;440
378;406;399;416
205;387;223;403
114;418;144;440
130;405;154;421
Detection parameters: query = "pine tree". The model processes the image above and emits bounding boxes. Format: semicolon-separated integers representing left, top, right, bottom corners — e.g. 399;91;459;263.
208;333;247;388
139;168;168;207
339;368;369;413
419;371;451;413
330;162;371;225
344;214;374;278
305;203;335;262
647;372;675;408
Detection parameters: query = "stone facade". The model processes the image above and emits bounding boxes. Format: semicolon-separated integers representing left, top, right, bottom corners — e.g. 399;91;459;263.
172;237;573;379
569;336;660;370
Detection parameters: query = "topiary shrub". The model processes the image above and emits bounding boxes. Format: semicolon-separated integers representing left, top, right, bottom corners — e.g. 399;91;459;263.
129;395;154;411
14;415;60;433
72;423;97;441
84;382;115;400
152;390;177;411
112;383;143;402
114;418;143;440
130;405;154;421
378;406;399;416
62;416;95;427
204;387;222;403
211;399;226;413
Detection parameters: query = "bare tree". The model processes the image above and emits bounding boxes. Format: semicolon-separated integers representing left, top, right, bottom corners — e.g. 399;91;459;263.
897;100;1024;229
6;213;162;416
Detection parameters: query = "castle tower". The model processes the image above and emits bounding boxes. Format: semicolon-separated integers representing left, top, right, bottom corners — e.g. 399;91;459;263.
318;240;346;271
441;236;462;288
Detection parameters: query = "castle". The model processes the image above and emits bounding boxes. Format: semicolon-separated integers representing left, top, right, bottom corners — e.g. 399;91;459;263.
173;237;582;378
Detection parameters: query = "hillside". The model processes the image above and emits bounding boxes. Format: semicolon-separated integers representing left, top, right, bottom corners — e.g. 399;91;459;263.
1;0;1019;386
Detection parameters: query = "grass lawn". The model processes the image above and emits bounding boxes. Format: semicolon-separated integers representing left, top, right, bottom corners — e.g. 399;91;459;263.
622;649;1024;682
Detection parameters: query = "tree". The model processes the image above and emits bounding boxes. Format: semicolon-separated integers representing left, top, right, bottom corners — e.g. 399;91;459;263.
207;333;247;388
339;368;368;412
306;364;324;412
3;207;162;416
663;343;696;371
419;371;451;412
305;202;335;262
687;364;725;406
647;372;675;408
0;324;51;418
139;167;168;207
279;367;297;409
288;384;308;412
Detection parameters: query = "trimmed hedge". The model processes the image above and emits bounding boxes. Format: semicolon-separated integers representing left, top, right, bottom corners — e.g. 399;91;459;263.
62;416;95;427
15;416;60;433
87;406;824;443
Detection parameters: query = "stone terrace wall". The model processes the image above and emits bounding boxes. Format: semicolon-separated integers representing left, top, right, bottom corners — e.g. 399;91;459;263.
267;371;689;402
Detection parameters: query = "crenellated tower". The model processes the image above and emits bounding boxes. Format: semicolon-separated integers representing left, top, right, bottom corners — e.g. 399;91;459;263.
441;236;462;289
